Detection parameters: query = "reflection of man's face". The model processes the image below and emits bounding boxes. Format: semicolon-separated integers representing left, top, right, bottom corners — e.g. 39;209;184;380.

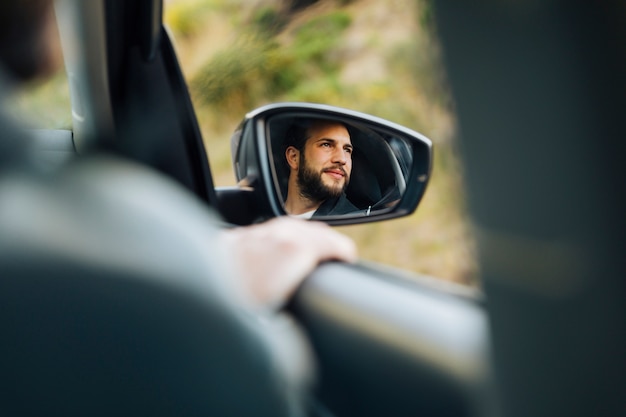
297;122;353;203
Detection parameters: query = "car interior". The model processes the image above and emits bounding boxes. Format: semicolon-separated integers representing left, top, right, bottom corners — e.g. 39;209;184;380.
266;112;408;212
3;1;624;417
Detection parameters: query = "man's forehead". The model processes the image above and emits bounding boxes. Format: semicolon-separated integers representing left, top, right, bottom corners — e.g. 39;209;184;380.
306;121;351;143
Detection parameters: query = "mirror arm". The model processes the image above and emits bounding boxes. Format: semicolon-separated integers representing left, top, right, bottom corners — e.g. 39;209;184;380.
215;187;258;226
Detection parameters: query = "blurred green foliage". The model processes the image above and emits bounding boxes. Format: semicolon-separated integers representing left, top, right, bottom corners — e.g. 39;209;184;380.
192;37;282;111
251;6;288;34
166;0;245;37
191;9;352;116
183;1;444;137
291;11;351;68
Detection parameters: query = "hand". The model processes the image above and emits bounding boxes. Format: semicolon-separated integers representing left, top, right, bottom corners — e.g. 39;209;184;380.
221;217;357;309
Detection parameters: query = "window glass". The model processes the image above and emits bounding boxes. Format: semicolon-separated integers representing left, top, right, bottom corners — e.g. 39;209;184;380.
175;0;478;286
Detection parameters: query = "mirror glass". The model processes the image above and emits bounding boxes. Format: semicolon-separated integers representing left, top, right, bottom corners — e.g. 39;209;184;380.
267;114;414;219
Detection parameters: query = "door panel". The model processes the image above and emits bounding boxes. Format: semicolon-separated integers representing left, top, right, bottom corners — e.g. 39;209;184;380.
290;262;490;417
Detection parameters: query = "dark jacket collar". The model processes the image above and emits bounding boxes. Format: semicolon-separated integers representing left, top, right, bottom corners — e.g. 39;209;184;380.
313;194;361;217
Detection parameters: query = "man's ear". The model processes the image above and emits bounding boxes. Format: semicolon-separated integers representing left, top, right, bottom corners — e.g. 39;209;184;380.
285;146;299;170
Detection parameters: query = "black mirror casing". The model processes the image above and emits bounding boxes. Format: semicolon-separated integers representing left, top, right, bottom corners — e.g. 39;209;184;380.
224;103;433;226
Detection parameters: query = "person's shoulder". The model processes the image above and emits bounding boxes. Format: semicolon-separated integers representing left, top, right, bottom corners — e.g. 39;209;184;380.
1;154;226;285
314;194;362;216
336;193;360;213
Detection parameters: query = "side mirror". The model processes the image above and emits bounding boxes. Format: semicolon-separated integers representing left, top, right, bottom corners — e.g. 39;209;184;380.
225;102;432;226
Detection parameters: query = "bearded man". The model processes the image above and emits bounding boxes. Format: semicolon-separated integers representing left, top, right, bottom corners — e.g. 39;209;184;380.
283;118;360;218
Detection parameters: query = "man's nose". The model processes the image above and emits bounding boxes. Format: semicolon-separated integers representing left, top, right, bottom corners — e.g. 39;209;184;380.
332;148;349;164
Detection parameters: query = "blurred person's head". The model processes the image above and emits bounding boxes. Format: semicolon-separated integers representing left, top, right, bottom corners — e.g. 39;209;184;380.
284;119;353;215
0;0;58;83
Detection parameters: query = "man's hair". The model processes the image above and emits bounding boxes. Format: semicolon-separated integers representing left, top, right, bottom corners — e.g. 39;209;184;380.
283;118;313;153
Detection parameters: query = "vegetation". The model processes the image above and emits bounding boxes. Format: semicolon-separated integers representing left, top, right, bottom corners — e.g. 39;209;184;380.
190;9;352;113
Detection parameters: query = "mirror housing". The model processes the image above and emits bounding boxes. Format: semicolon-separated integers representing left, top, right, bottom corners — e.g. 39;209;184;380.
224;103;432;226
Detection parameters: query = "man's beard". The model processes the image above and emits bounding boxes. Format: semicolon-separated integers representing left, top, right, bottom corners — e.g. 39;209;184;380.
297;153;349;204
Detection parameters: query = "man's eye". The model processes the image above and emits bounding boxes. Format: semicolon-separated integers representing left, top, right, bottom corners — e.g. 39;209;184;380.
321;142;331;147
345;148;353;154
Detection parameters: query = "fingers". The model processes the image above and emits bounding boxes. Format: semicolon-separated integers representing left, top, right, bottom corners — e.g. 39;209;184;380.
263;217;357;263
220;217;357;309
